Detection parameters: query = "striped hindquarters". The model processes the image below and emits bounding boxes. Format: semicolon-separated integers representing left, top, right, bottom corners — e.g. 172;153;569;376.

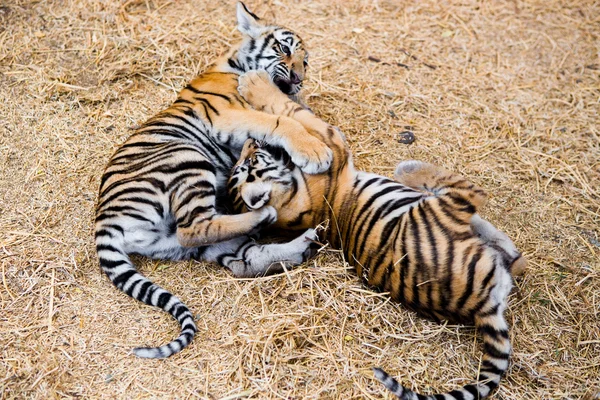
347;161;522;399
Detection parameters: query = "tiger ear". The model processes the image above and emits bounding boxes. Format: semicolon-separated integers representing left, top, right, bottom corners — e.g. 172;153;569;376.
241;182;272;210
236;2;263;38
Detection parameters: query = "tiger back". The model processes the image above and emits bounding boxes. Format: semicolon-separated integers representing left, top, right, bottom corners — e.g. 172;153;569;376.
229;71;527;399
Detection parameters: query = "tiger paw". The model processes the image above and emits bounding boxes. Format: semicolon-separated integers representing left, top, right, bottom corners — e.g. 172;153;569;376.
394;160;429;179
238;70;287;110
287;138;333;174
289;228;321;263
256;205;277;228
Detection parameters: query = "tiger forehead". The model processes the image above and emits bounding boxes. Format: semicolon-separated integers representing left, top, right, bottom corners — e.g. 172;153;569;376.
273;29;304;50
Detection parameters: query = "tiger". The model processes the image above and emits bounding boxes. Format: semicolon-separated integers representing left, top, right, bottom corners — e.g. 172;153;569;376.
227;70;527;400
94;2;334;360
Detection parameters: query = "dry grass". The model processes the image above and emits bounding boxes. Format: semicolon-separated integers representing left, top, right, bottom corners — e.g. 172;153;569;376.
1;0;599;399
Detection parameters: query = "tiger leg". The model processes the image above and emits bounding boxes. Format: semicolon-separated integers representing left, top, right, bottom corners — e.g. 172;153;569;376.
201;228;320;277
471;214;527;276
394;160;488;209
374;308;512;399
214;107;332;174
238;71;347;151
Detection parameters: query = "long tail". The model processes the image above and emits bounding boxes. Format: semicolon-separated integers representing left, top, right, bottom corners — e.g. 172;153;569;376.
374;311;511;400
95;233;197;358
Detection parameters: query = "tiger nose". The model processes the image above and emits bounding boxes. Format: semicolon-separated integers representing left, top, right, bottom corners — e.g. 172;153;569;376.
290;71;302;85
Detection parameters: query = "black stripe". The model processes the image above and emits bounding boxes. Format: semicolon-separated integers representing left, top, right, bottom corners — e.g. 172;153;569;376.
481;360;505;376
448;390;465;400
193;97;220;116
479;303;500;318
100;176;167;198
419;203;438;310
96;243;121;253
176;188;216;212
100;258;128;270
184;204;214;222
409;206;422;309
437;197;471;225
148;160;216;175
98;224;124;235
199;102;213;125
125;279;143;297
354;185;400;227
95;229;114;239
121;211;154;223
463;384;480;398
227;57;245;72
113;269;137;289
455;249;482;310
157;292;171;308
479;324;509;340
117;196;165;217
184;86;232;103
397;221;409;303
137;281;153;302
483;342;510;360
97;187;157;210
166;173;215;192
483;378;499;391
240;2;260;20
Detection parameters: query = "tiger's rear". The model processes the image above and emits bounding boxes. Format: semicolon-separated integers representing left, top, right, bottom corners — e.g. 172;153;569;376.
368;160;526;399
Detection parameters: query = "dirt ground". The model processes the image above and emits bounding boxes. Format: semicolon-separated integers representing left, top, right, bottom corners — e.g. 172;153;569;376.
1;0;599;399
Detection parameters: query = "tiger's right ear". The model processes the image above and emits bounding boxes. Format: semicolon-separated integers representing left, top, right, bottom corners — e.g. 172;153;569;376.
236;2;263;38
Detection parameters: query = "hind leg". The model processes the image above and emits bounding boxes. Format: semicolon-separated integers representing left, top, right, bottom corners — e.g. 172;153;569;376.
200;228;320;277
471;214;527;276
394;160;488;209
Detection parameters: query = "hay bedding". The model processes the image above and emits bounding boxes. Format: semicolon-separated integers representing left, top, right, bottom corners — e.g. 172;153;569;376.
0;0;598;398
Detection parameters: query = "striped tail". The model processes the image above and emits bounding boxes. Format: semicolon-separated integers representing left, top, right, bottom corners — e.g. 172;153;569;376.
373;313;511;400
95;238;197;358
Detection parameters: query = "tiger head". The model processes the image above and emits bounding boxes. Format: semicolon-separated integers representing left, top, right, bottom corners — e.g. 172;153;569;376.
228;139;296;213
235;2;309;96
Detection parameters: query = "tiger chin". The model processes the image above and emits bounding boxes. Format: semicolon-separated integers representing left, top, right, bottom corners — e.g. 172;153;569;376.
228;71;527;399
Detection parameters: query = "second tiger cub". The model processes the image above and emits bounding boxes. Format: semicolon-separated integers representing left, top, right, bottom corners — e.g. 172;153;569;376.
228;71;526;400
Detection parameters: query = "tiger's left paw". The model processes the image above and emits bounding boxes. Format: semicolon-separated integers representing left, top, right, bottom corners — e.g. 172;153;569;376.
290;228;321;263
238;71;286;110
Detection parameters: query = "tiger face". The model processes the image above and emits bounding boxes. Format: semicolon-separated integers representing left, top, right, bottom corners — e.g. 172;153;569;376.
228;139;294;211
236;2;308;95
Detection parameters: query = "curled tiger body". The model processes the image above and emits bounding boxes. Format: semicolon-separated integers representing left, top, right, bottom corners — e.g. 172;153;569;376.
228;71;527;399
95;2;333;359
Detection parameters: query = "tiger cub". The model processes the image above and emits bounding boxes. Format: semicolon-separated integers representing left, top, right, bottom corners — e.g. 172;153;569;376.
95;2;333;359
228;71;527;399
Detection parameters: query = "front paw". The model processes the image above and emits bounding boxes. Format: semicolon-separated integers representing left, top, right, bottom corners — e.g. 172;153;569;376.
256;206;277;228
289;139;333;174
238;71;283;109
293;228;323;262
